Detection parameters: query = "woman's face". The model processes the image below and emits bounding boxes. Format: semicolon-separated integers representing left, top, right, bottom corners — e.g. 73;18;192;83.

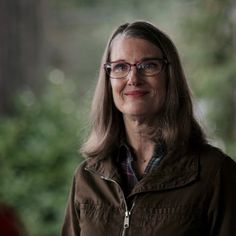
109;36;167;120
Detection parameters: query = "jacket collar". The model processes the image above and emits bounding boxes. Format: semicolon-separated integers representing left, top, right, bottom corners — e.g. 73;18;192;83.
85;154;121;183
131;151;199;195
85;149;199;194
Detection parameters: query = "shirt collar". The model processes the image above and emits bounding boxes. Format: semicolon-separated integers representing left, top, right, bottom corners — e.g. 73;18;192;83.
117;141;166;163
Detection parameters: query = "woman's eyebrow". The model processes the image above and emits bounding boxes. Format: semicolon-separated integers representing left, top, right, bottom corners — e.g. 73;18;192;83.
140;57;164;61
108;59;126;63
109;57;163;63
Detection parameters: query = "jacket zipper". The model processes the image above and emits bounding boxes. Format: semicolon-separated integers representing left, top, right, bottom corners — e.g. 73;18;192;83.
85;167;135;236
122;200;135;236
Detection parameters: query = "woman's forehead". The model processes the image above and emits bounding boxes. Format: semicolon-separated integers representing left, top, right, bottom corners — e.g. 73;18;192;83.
110;35;163;62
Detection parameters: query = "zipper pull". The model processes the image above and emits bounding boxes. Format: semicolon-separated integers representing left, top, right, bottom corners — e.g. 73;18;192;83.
124;211;130;228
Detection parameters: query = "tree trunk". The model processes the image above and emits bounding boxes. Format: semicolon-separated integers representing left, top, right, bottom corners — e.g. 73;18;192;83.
0;0;44;115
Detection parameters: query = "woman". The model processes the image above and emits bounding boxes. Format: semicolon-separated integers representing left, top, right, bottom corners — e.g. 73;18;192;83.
62;21;236;236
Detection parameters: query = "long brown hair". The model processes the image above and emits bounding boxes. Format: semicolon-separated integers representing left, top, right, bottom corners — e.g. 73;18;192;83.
80;21;206;158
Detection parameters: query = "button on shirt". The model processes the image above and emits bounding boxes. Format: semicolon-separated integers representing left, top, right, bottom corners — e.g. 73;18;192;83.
117;142;166;197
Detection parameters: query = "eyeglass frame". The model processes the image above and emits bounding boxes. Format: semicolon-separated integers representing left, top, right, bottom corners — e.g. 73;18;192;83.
103;57;169;79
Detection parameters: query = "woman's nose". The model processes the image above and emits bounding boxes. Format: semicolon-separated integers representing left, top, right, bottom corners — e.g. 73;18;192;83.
127;66;141;85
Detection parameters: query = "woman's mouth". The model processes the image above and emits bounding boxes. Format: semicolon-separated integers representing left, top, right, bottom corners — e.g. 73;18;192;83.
124;90;149;97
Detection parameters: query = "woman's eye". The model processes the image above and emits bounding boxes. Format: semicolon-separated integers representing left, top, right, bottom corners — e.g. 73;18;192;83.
113;63;128;72
142;62;159;70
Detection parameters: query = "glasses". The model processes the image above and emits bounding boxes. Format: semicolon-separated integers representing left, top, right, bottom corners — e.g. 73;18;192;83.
104;58;168;79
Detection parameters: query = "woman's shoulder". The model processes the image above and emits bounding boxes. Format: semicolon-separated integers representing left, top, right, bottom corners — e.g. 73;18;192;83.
73;155;116;179
73;158;95;176
70;158;99;187
198;143;236;179
199;143;234;162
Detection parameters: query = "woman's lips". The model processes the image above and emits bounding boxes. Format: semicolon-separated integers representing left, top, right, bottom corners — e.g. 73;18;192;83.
124;90;149;97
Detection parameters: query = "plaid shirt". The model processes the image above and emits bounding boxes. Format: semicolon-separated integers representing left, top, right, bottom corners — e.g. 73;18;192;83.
117;142;166;197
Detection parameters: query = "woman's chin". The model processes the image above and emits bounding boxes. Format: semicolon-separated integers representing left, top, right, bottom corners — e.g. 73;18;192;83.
123;110;150;118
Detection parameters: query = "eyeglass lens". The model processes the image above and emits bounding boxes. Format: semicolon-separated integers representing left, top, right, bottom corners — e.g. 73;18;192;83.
105;59;166;79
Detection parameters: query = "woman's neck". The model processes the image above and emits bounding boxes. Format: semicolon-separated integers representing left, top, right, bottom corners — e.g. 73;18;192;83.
123;115;156;163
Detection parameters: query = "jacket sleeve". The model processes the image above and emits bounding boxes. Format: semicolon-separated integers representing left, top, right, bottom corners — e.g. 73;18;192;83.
61;176;80;236
208;156;236;236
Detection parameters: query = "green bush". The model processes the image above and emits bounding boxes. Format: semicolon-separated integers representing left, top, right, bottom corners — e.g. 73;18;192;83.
0;75;86;236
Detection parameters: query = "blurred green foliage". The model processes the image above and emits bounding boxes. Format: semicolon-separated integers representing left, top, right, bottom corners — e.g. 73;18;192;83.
0;74;85;236
180;0;236;156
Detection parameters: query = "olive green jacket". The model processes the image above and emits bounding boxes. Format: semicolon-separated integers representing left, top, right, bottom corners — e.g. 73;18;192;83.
61;144;236;236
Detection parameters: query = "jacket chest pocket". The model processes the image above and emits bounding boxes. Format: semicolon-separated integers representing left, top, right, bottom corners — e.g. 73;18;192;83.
78;202;124;236
79;202;122;220
131;205;204;233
